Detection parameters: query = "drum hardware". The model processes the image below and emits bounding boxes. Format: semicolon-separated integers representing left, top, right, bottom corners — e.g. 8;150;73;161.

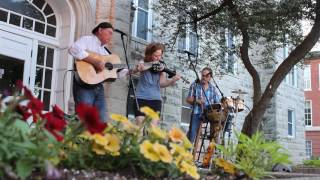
231;89;248;95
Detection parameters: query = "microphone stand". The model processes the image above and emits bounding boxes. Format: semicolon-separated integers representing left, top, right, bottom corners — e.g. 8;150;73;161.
118;33;140;117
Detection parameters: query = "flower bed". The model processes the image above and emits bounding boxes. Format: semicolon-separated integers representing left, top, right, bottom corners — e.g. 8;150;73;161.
0;81;199;179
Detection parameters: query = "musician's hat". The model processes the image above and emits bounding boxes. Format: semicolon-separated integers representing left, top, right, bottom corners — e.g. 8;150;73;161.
92;22;114;34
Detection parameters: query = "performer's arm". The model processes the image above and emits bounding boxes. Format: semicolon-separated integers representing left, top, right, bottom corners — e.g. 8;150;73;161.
159;72;180;88
69;37;105;72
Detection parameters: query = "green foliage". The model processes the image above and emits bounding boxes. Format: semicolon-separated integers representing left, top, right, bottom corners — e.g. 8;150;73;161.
303;159;320;167
0;108;60;179
216;131;291;180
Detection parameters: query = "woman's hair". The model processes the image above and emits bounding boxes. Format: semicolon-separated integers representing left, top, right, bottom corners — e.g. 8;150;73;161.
144;42;165;62
202;67;212;77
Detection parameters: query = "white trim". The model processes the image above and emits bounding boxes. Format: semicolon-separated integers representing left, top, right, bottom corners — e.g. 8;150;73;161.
287;108;296;138
305;126;320;131
305;100;312;127
131;0;153;42
304;64;311;91
305;140;312;158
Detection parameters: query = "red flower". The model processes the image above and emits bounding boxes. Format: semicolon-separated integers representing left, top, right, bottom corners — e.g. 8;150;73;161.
15;80;24;90
15;105;31;121
23;87;34;100
43;105;67;142
27;97;44;122
75;103;107;134
52;105;65;120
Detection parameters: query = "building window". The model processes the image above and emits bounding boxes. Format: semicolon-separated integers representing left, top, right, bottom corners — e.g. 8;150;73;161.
181;88;192;126
219;29;236;74
285;66;298;87
0;0;57;37
132;0;152;41
306;140;312;158
177;31;198;56
305;100;312;127
34;44;55;111
304;65;311;90
288;109;295;137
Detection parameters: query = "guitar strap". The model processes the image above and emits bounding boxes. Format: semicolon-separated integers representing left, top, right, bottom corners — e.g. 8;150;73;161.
105;47;124;72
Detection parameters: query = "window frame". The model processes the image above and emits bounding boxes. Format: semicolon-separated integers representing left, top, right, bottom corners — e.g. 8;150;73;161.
305;140;312;158
131;0;153;42
287;108;295;137
180;88;192;127
304;100;312;127
304;64;311;91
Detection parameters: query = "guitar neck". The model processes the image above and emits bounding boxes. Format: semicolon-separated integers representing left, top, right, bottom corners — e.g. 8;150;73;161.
107;64;127;69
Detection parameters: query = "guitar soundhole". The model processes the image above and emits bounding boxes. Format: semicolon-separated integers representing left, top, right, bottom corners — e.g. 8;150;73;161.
105;63;113;70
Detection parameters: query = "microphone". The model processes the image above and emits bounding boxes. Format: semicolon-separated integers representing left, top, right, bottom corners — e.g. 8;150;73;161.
114;29;127;36
184;50;195;57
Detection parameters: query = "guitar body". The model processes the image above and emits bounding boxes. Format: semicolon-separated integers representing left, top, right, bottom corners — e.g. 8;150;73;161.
75;53;121;85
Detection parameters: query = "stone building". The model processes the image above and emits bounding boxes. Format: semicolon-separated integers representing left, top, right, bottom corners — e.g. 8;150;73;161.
0;0;305;163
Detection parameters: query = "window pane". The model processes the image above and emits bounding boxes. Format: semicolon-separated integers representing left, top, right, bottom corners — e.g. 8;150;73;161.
44;69;52;89
22;17;33;30
46;48;54;67
32;0;46;10
43;90;51;111
37;45;45;65
47;15;56;25
0;0;45;22
46;25;56;37
137;9;148;40
36;88;43;100
181;108;192;124
0;9;8;22
288;124;292;135
43;4;54;16
35;67;43;88
9;13;21;26
138;0;149;9
35;21;45;34
189;33;198;55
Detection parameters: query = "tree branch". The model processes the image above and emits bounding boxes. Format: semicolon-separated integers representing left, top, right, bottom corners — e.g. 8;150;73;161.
226;0;262;104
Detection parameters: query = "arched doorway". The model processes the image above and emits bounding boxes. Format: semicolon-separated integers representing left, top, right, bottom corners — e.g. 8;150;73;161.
0;0;75;111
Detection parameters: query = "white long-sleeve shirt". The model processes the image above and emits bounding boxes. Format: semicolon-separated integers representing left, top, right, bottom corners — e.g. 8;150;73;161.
69;35;109;60
69;35;128;78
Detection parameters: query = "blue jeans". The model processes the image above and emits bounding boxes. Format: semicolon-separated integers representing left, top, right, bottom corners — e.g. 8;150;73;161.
73;82;107;122
188;113;202;143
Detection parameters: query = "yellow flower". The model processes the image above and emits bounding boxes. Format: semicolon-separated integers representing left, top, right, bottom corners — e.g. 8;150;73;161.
92;143;106;155
92;133;108;146
154;142;172;163
169;127;185;143
140;106;160;120
215;158;237;175
179;161;200;180
182;136;193;149
111;114;128;123
122;120;139;134
79;131;93;140
140;140;160;162
104;133;121;153
150;125;167;139
170;143;187;155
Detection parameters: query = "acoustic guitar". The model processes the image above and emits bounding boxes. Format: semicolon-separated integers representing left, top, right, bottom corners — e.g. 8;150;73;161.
74;52;161;86
75;52;122;85
75;52;190;85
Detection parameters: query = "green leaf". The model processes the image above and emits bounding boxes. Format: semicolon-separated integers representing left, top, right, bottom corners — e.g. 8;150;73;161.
16;159;34;179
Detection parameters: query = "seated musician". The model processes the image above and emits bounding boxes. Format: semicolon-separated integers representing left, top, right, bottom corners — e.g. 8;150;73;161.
186;67;220;143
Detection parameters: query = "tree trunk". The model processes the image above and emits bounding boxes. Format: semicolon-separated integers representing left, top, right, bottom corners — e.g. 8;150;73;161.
241;0;320;136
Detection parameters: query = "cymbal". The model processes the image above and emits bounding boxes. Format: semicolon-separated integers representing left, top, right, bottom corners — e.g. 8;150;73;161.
231;89;248;95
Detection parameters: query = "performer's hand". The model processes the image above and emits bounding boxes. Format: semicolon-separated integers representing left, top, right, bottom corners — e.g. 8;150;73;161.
136;63;144;72
94;61;105;72
196;98;204;105
172;74;181;82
